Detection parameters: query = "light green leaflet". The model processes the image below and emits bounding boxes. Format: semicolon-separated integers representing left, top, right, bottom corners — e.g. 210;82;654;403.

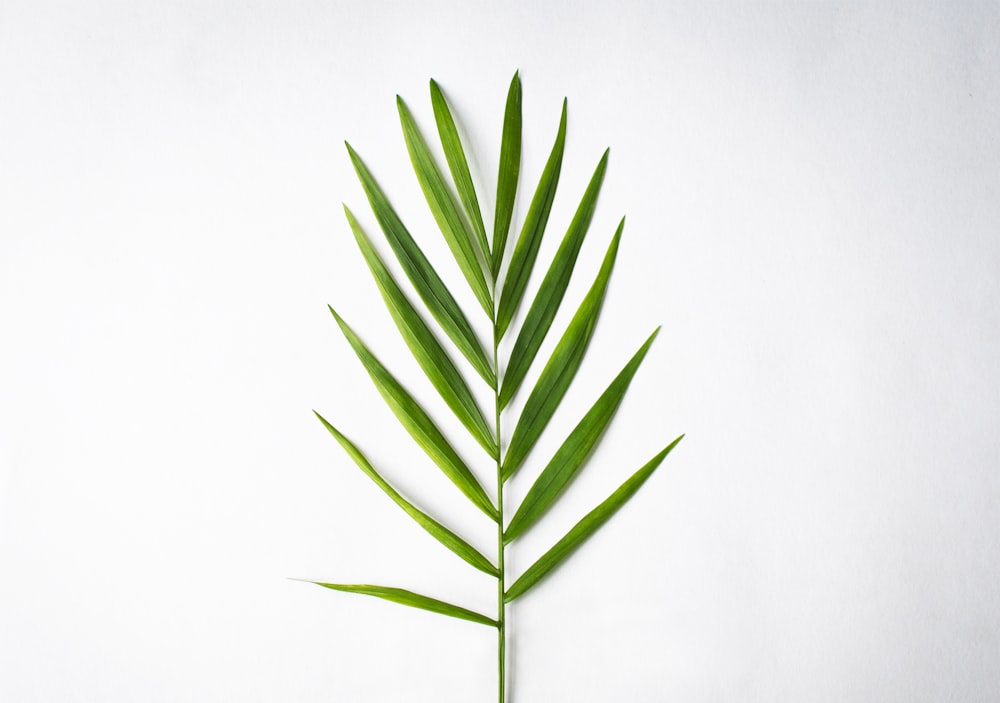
304;73;684;703
343;205;495;456
501;220;624;481
398;96;493;317
504;328;661;543
430;79;490;265
310;583;498;627
327;306;496;520
504;435;684;602
498;149;609;410
496;99;565;339
313;412;497;577
491;72;522;277
345;142;495;386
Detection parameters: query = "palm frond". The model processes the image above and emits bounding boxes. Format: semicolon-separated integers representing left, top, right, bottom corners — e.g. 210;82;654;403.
306;73;683;703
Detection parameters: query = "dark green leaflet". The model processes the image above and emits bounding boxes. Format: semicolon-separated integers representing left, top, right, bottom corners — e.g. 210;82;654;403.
309;583;498;627
429;79;490;265
504;328;660;543
314;412;498;577
343;205;496;456
397;96;492;316
499;149;609;410
328;306;497;520
504;436;684;602
345;143;494;386
502;221;624;481
491;72;522;277
496;100;566;339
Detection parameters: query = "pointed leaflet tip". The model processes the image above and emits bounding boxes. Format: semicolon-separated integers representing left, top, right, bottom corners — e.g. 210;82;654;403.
313;410;340;438
327;304;347;330
313;410;345;441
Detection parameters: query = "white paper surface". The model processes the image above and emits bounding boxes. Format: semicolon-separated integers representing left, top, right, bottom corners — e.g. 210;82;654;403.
2;1;998;701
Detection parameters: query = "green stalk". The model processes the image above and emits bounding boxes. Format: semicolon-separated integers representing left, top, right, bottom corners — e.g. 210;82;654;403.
493;302;506;703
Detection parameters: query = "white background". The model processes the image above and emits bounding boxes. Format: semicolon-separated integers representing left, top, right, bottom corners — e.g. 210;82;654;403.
2;1;998;701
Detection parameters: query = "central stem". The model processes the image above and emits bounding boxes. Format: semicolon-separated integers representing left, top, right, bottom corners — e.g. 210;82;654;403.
493;321;505;703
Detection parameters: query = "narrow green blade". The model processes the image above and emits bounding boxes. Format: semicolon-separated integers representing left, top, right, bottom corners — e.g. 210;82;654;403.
397;96;492;316
313;412;498;576
499;149;609;409
496;100;566;338
329;307;496;520
429;79;490;267
345;143;494;386
504;328;659;542
344;206;496;456
491;71;522;278
504;435;684;602
502;221;623;481
309;582;499;627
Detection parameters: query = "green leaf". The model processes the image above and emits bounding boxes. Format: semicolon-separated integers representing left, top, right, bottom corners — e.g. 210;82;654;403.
345;143;494;386
499;149;609;409
491;71;522;278
504;328;659;542
343;205;496;456
502;220;624;481
504;435;684;602
496;99;566;339
308;582;499;627
429;79;490;268
328;306;497;520
313;412;498;576
397;96;492;316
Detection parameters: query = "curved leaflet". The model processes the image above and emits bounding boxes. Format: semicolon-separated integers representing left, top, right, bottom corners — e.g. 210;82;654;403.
328;306;496;520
